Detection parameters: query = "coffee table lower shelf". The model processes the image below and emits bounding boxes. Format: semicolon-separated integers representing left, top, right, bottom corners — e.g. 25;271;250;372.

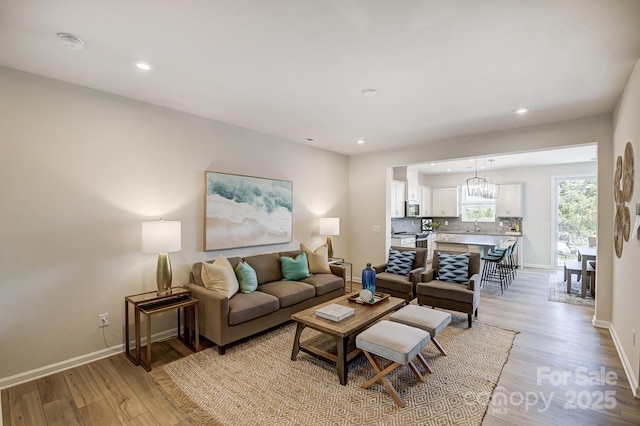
298;333;362;366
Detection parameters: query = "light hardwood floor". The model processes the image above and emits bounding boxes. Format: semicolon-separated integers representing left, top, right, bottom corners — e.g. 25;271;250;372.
3;269;640;425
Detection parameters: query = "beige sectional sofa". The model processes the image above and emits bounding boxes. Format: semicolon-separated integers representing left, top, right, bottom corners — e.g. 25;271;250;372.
185;249;345;354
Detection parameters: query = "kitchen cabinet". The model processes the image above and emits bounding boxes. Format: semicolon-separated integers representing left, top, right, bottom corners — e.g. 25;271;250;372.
431;187;459;217
406;168;419;200
420;185;432;216
391;236;416;248
496;183;523;217
391;180;406;218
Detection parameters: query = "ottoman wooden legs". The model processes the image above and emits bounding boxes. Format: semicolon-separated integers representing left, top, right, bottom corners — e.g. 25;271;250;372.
356;320;432;408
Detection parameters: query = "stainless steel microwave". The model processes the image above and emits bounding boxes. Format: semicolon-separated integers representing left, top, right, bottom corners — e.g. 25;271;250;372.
405;200;420;217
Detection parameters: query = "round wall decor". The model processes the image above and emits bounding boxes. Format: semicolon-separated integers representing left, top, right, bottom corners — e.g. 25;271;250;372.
614;142;635;258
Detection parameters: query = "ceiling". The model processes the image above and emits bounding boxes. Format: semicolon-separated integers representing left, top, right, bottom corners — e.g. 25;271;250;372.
1;1;639;155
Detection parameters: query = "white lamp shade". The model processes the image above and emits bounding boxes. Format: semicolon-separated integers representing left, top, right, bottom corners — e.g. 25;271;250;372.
142;220;182;253
319;217;340;236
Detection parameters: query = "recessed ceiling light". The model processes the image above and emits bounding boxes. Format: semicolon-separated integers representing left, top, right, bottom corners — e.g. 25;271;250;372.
515;107;529;114
134;61;153;71
361;89;378;97
357;139;365;145
446;168;451;172
57;33;84;50
430;163;436;166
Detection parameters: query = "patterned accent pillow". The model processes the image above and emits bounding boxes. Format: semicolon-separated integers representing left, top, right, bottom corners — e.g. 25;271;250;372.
386;249;416;276
280;252;312;280
235;261;258;293
437;252;470;284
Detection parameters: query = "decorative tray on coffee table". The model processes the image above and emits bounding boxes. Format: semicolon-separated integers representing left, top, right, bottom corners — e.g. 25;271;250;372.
347;292;390;305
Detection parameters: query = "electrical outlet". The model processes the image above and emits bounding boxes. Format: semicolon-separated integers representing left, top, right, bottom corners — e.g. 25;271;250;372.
445;221;448;226
99;313;109;328
499;221;504;227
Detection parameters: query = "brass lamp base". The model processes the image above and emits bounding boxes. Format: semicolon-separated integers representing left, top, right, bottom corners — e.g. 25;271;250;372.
156;252;173;296
326;236;334;260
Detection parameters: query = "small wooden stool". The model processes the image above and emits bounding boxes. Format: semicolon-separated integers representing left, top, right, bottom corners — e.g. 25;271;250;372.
390;305;451;356
355;320;432;407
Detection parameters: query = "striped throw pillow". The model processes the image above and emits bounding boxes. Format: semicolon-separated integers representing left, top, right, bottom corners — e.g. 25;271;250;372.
386;249;416;276
437;252;470;284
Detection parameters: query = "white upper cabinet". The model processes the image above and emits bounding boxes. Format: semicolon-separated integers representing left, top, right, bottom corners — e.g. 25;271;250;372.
496;183;523;217
420;185;432;216
432;187;460;217
391;180;406;218
406;168;420;200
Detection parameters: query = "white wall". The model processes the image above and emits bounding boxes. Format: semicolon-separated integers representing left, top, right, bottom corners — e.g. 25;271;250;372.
420;161;597;268
611;58;640;394
348;115;613;320
0;66;348;383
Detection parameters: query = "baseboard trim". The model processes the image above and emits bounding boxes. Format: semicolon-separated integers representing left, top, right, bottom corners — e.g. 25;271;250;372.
0;328;177;390
601;320;640;399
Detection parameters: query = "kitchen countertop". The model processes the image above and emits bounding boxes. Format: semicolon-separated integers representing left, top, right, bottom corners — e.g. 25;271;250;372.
436;231;522;237
435;234;515;246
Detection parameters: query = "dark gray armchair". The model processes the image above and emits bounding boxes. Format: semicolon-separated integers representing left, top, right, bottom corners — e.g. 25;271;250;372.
373;247;428;302
416;250;481;327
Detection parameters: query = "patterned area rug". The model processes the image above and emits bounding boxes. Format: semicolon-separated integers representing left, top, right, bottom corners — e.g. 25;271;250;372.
152;316;517;426
547;270;595;307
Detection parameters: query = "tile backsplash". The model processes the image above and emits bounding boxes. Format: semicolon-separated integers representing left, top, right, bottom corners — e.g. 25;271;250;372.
392;217;522;235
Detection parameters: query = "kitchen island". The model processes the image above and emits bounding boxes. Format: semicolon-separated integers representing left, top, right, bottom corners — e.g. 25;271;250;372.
435;234;515;257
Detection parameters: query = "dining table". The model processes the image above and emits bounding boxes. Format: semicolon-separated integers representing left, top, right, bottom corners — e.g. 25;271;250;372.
577;246;597;298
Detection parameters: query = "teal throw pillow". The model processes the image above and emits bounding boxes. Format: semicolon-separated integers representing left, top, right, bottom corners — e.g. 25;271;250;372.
235;261;258;293
437;252;470;284
280;252;312;280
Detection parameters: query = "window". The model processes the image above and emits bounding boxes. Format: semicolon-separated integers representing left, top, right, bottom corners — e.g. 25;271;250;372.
461;185;496;222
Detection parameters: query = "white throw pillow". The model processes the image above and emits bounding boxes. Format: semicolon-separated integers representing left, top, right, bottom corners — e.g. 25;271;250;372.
301;243;332;274
201;254;239;298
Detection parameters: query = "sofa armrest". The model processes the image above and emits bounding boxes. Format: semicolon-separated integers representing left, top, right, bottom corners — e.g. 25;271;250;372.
329;264;346;279
408;267;426;285
373;264;387;274
421;268;435;283
467;273;481;292
184;283;230;345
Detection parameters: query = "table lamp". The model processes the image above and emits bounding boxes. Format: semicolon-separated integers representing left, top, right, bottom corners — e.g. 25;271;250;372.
142;219;182;295
319;217;340;259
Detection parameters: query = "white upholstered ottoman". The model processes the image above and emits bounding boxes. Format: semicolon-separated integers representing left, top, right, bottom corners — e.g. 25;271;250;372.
390;305;452;356
355;320;432;407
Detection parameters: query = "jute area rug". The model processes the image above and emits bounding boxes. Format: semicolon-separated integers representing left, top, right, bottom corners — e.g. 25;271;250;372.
547;270;595;307
152;316;517;426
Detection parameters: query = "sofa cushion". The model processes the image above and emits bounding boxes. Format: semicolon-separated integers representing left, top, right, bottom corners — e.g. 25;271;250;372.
280;252;312;280
235;261;258;293
228;291;280;325
375;270;414;294
437;252;470;284
386;248;416;276
259;280;316;308
301;273;344;296
300;243;332;274
201;255;239;298
243;253;282;285
417;280;474;304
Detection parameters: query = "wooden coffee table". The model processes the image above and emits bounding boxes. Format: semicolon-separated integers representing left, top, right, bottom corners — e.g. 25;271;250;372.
290;292;405;385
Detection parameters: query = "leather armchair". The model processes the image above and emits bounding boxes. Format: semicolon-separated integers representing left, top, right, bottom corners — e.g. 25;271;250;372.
416;250;481;327
373;246;428;302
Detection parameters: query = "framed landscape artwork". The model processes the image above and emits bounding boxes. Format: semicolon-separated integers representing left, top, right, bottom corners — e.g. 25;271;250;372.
204;172;293;250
